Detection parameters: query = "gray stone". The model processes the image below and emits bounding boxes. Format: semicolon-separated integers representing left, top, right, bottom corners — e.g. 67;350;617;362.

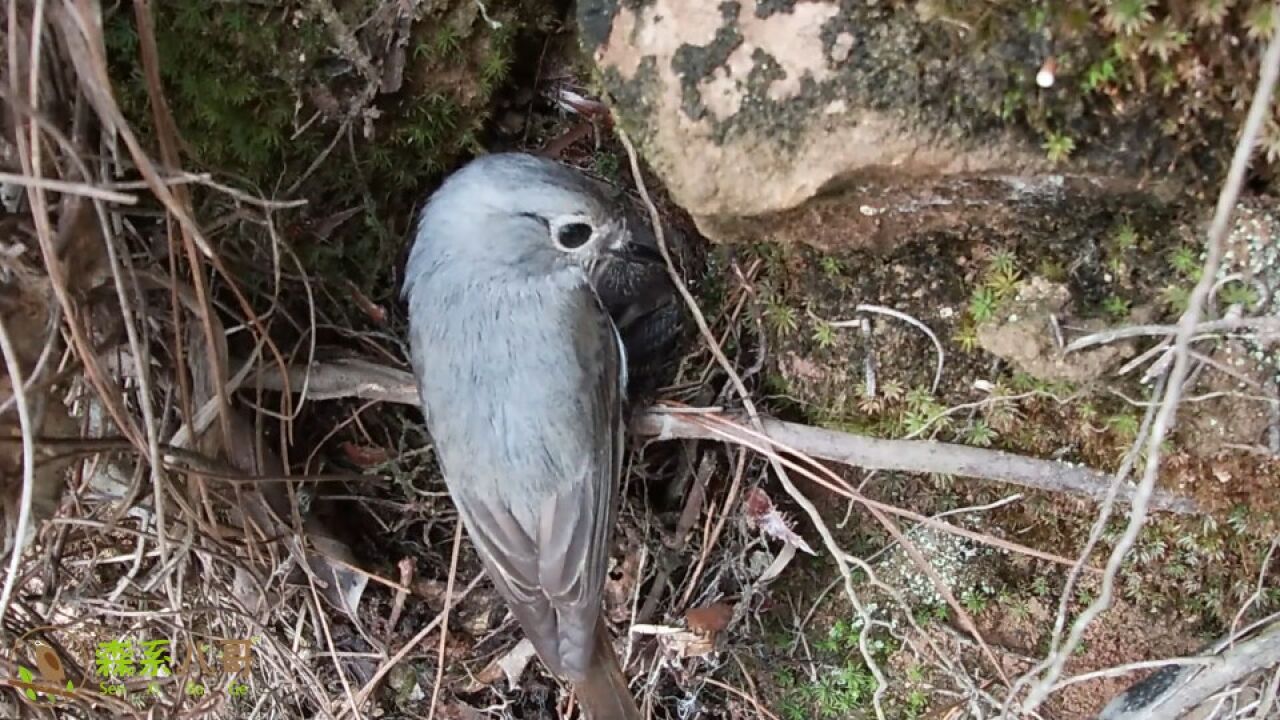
579;0;1178;247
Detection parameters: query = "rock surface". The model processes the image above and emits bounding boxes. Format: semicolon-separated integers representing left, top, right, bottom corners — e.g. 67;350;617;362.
578;1;1221;248
976;277;1139;383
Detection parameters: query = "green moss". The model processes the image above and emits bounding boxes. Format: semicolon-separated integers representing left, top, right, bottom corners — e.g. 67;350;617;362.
103;1;535;311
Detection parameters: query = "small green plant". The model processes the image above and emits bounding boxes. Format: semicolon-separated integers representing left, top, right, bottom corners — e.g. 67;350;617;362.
1102;295;1131;318
780;637;882;720
1011;371;1040;393
765;298;799;335
1082;55;1119;93
988;265;1022;300
1168;246;1202;277
969;287;999;323
812;320;837;349
901;388;952;438
1111;222;1139;251
1042;132;1076;164
1102;0;1156;36
1228;504;1251;534
1193;0;1231;26
963;419;997;447
1142;19;1189;62
1220;281;1260;308
902;409;935;437
1076;402;1098;423
956;323;981;352
816;619;855;653
780;697;808;720
961;590;989;614
1038;258;1068;282
1107;413;1141;439
1246;2;1277;41
1000;88;1025;121
989;249;1018;278
430;26;463;58
906;689;929;717
1007;596;1032;621
820;256;844;277
1161;284;1190;312
1032;576;1051;596
592;152;621;181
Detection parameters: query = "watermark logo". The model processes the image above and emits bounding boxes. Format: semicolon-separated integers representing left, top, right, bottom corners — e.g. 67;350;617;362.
5;630;258;706
12;640;75;702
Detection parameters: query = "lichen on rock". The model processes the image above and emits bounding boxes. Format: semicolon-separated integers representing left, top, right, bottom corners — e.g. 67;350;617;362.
581;0;1273;249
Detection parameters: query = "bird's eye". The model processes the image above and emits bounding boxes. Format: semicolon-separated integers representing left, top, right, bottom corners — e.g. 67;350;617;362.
556;222;593;250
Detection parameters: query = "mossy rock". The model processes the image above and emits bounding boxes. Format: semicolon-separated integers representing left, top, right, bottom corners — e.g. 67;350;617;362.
579;0;1278;248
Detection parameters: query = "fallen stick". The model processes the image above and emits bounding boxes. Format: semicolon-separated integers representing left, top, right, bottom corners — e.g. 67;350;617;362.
1097;618;1280;720
249;360;1201;514
632;410;1199;514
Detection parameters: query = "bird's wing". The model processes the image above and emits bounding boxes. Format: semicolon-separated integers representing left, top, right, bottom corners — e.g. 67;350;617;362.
444;283;624;681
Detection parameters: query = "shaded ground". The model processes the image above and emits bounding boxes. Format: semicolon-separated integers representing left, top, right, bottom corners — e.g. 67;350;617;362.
3;3;1279;720
721;189;1280;718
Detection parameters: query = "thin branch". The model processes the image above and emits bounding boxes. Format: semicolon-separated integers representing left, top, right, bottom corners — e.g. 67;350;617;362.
0;170;136;203
814;304;946;393
246;359;1200;513
1018;23;1280;715
633;408;1199;514
426;523;463;720
1097;620;1280;720
0;312;37;623
1065;316;1280;352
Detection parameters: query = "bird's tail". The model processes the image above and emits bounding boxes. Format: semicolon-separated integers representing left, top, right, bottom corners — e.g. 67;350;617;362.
573;619;641;720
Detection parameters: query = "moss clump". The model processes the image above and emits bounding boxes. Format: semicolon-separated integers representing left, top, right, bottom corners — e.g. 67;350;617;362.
102;1;539;309
918;0;1280;182
104;3;326;183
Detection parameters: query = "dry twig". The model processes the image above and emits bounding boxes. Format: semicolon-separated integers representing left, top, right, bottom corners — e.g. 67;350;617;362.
1016;23;1280;716
246;360;1200;513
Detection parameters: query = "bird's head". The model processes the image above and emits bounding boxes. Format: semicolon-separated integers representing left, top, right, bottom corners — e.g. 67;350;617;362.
404;153;661;293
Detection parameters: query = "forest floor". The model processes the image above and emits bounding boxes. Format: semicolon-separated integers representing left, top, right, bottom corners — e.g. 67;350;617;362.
1;3;1278;720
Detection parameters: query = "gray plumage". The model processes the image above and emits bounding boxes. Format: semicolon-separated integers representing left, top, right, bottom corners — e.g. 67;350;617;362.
403;153;641;682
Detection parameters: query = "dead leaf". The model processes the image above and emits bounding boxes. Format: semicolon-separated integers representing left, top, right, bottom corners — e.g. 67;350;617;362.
467;638;538;692
340;441;390;467
496;641;538;689
685;602;732;638
757;542;798;583
631;624;714;659
743;487;816;555
305;523;370;618
782;352;824;381
604;550;641;623
343;279;388;326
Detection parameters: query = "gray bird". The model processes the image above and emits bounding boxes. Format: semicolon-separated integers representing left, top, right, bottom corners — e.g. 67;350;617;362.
403;153;653;719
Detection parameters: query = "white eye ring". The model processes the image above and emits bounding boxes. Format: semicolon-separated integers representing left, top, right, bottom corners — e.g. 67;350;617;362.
549;216;596;251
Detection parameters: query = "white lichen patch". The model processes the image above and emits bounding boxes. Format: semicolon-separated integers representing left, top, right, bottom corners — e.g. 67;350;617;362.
1214;199;1280;383
874;526;993;608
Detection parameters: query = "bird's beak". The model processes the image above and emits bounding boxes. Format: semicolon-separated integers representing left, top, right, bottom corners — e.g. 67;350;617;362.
605;214;665;266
